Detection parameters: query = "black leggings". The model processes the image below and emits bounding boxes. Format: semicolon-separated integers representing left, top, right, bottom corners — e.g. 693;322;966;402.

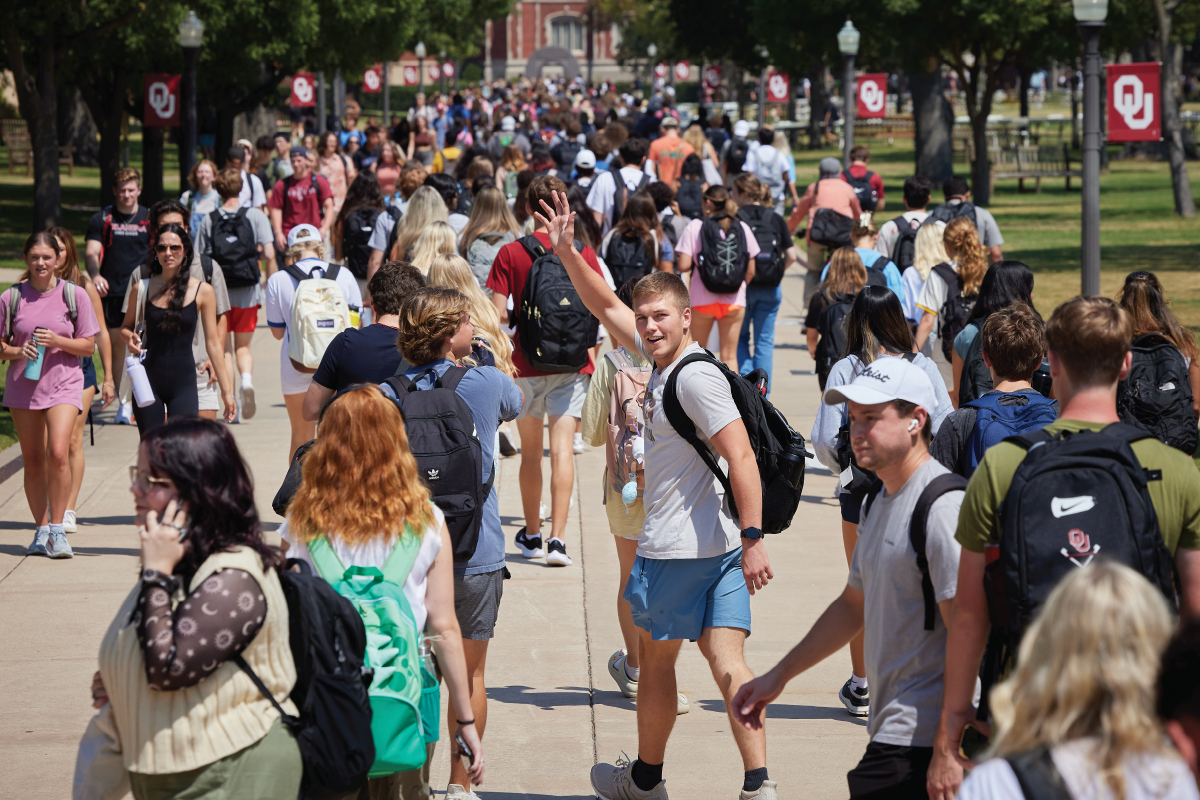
134;354;199;436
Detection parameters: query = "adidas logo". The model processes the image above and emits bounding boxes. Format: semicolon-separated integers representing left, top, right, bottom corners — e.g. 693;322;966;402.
426;468;440;481
559;297;571;306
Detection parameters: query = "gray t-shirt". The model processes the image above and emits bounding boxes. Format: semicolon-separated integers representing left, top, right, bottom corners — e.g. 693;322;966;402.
848;457;963;747
944;200;1004;248
194;206;273;309
634;341;742;559
122;261;231;367
368;211;397;253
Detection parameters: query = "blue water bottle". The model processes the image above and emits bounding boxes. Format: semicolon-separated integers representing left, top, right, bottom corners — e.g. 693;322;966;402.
23;328;46;381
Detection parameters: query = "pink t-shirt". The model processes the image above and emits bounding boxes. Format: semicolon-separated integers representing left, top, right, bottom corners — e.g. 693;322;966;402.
676;218;761;307
0;281;100;411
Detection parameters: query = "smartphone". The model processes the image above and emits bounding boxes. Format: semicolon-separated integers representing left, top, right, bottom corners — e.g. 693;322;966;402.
455;732;474;768
177;513;193;542
959;724;990;760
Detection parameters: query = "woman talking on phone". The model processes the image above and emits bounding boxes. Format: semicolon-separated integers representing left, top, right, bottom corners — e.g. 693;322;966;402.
0;232;100;559
120;223;235;435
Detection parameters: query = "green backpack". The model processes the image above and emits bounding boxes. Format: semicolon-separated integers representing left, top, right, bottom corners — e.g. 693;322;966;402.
308;527;439;777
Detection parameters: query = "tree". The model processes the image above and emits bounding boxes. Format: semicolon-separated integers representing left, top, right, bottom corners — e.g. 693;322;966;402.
1152;0;1196;216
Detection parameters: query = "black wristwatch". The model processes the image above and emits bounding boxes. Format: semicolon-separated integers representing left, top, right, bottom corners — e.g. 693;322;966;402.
741;526;763;541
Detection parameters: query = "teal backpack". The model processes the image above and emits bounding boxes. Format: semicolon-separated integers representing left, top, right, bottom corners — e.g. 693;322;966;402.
308;525;440;777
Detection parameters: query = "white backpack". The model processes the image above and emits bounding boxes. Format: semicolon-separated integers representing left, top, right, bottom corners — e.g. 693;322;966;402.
283;261;351;373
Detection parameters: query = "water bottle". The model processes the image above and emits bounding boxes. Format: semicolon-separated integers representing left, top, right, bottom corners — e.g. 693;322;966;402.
419;635;436;676
23;328;46;380
360;306;373;327
780;431;811;490
125;355;156;408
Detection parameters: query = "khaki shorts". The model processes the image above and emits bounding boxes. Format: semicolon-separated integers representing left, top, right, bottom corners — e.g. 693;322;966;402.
604;474;645;540
196;365;219;411
516;372;589;419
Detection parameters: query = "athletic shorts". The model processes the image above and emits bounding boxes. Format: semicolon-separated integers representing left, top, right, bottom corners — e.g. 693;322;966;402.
847;742;934;800
227;305;259;334
196;365;219;411
604;476;644;540
82;356;98;392
454;567;505;640
693;302;742;320
515;372;589;419
840;491;863;525
624;549;750;641
101;293;127;329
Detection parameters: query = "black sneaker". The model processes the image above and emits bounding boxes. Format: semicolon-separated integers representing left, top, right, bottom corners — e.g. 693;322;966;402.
839;677;869;717
545;537;572;566
514;527;543;559
498;427;517;457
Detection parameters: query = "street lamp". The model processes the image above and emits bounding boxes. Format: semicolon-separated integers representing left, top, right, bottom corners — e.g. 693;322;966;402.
837;19;860;171
415;41;427;95
178;10;204;179
757;46;770;129
1075;0;1108;295
647;43;657;90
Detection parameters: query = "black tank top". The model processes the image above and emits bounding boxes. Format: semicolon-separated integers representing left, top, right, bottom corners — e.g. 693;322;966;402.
144;299;198;362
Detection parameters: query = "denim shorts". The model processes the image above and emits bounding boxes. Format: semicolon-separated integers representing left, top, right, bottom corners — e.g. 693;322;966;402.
624;548;751;641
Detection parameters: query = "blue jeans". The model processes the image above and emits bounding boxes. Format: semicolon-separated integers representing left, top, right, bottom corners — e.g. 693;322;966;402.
737;284;783;395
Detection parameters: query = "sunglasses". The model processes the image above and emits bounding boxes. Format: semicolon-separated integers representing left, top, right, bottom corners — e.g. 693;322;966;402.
155;243;184;254
129;466;173;490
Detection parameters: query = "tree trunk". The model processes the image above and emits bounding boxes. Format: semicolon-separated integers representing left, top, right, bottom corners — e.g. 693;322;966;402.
971;113;991;206
216;105;236;169
81;65;130;206
142;126;165;206
1154;0;1196;216
911;58;954;183
806;58;823;150
1018;63;1030;123
4;15;63;229
959;56;997;206
57;85;99;167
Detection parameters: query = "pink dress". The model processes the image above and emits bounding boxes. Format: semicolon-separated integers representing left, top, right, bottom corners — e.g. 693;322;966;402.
320;154;351;215
0;281;100;410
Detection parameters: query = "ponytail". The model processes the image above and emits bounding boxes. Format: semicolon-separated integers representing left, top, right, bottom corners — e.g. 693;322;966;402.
703;185;737;230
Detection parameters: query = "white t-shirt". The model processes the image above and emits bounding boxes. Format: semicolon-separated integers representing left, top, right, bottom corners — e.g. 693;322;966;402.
875;210;929;260
239;170;267;210
916;260;958;332
278;505;445;631
632;341;742;559
585;166;658;235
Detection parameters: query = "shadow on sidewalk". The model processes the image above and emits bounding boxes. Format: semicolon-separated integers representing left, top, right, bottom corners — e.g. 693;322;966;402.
696;698;867;726
488;685;591;709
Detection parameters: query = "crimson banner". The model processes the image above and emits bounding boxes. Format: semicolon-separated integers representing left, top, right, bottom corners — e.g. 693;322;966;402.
766;72;789;103
143;74;180;127
856;73;888;118
290;73;316;107
1107;63;1160;142
363;64;382;93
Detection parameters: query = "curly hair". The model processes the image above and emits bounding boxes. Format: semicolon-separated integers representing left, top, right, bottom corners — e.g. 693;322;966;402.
397;286;469;366
287;385;433;545
943;217;988;296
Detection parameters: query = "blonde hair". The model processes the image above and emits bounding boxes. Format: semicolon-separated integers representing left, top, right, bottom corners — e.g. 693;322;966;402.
943;216;987;296
427;254;516;377
397;286;469;365
410;221;458;275
823;247;868;298
285;240;325;263
682;125;710;160
912;221;949;281
391;186;449;261
987;562;1174;800
458;185;521;255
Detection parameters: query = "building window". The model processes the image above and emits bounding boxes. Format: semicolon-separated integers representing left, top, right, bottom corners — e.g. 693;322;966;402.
551;16;584;53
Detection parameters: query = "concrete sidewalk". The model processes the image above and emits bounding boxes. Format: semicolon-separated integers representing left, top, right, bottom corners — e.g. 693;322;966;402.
0;267;870;799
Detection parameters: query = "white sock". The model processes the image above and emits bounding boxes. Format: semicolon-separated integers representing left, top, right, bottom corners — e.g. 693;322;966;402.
624;658;640;682
573;432;583;443
241;373;253;388
548;537;564;546
849;674;868;692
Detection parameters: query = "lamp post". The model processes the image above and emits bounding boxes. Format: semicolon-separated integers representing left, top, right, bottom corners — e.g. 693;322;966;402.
647;42;657;90
757;46;769;129
837;19;860;170
178;10;204;179
317;71;327;134
1075;0;1107;295
415;41;427;95
381;61;389;127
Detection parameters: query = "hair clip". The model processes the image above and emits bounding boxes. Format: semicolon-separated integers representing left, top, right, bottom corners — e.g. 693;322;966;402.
858;212;873;227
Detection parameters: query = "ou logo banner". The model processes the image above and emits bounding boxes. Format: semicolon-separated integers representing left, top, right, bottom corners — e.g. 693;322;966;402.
442;61;455;79
856;74;888;118
1107;62;1160;142
426;63;440;83
143;74;180;127
703;67;721;87
674;61;690;82
291;72;315;107
766;72;789;103
403;66;418;86
363;65;382;93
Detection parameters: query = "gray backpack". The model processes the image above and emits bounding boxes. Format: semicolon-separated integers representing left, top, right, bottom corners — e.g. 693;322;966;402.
465;231;515;289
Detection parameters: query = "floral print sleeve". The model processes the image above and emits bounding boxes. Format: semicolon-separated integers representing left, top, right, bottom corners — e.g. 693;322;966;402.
135;568;267;690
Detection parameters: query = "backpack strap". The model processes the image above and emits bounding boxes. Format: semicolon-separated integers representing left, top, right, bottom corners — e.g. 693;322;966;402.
199;254;214;284
518;234;547;261
910;472;968;631
1005;746;1072;800
379;523;422;587
1102;421;1156;446
862;478;885;519
931;262;959;294
232;654;299;728
661;350;740;513
61;280;78;322
282;262;311;284
307;536;349;581
1004;427;1055;452
4;285;21;342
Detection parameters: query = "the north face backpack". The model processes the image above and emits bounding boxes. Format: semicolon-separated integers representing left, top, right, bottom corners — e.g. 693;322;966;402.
662;350;811;534
696;217;749;294
726;138;751;175
1118;333;1198;455
604;229;655;289
384;367;493;562
957;327;994;406
604;348;652;495
285;262;352;373
842;169;878;212
676;178;704;220
343;206;384;280
515;235;599;373
466;231;516;289
980;423;1177;715
925;200;977;227
958;392;1059;478
889;215;921;270
235;558;375;796
815;291;855;390
307;531;430;777
930;262;976;363
209;208;260;288
738;205;787;288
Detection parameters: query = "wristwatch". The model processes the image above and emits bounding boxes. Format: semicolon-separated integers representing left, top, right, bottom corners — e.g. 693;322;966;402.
741;526;763;541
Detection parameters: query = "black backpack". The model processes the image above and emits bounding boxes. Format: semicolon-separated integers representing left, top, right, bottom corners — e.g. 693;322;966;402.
841;168;878;212
980;423;1177;715
931;262;976;362
889;215;921;270
957;325;994;406
695;217;749;294
815;291;855;390
662;350;811;534
925;200;977;227
343;206;383;280
738;205;787;288
552;140;582;174
676;178;704;220
604;229;654;289
235;559;375;797
384;367;493;563
1118;333;1198;455
726;138;751;174
208;208;259;288
516;235;599;373
808;181;854;248
611;168;651;226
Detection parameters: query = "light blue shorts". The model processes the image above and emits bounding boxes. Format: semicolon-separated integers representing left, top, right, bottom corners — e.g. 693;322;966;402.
624;549;751;641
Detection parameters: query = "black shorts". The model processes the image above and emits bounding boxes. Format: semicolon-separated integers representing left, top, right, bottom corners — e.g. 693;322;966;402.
101;293;127;329
847;742;933;800
840;491;863;524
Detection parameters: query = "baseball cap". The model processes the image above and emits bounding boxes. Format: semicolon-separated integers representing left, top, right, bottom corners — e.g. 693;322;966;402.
819;156;842;177
236;138;253;151
289;146;308;160
501;116;516;132
661;116;679;129
822;355;938;416
574;149;596;169
287;224;322;249
733;120;751;137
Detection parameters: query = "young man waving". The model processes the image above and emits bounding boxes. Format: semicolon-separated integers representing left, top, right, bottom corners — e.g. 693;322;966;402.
531;192;776;800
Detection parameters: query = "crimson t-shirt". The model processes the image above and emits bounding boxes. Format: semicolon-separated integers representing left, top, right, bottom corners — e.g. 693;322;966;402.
843;164;886;205
267;173;333;236
486;231;604;378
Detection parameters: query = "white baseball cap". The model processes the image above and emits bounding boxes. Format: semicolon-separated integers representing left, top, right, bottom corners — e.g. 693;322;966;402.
733;119;751;137
500;116;516;132
822;355;938;416
574;149;596;169
287;224;322;249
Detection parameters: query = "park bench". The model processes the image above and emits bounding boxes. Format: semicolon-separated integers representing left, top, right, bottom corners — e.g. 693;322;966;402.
2;119;78;176
963;138;1080;194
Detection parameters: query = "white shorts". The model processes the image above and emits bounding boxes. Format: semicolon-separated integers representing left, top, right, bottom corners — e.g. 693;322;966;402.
515;372;590;419
279;341;314;396
196;365;218;411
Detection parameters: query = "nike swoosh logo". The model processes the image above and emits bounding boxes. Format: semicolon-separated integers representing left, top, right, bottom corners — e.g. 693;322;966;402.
1051;496;1095;518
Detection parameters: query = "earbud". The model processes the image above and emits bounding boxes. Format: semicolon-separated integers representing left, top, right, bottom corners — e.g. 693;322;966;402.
908;418;919;432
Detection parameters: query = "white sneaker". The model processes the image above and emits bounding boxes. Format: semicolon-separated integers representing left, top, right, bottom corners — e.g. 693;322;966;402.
591;754;669;800
115;402;133;425
609;649;638;697
445;784;481;799
739;781;779;800
545;538;572;566
62;510;77;533
241;381;256;419
573;431;586;454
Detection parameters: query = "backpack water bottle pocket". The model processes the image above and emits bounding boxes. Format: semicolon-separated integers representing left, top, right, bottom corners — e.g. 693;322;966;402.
367;694;425;776
432;492;480;560
419;665;441;744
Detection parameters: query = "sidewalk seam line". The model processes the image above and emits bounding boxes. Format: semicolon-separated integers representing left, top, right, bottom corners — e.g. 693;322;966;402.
577;460;598;766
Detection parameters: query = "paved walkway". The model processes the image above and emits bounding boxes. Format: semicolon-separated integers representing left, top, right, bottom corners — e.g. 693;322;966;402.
0;266;877;799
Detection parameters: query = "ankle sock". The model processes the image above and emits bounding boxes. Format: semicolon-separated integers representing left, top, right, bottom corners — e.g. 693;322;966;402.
624;658;640;682
631;758;663;792
849;674;868;692
743;768;769;792
49;523;64;537
36;525;50;537
240;372;253;388
548;536;564;547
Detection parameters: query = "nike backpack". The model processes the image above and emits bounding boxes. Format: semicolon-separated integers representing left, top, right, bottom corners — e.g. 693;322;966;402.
958;392;1059;478
383;367;492;562
841;169;877;212
515;235;598;373
285;262;352;373
738;205;787;288
1118;333;1199;455
209;208;261;288
343;206;384;280
604;229;655;289
695;217;749;294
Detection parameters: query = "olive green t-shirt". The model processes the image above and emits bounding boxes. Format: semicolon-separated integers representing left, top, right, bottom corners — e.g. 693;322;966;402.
956;419;1200;555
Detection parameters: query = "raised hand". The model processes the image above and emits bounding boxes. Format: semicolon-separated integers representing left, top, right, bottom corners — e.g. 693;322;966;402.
531;190;576;254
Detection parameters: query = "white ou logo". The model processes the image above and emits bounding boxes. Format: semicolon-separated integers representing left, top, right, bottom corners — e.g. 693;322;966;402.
860;79;885;113
293;76;314;105
442;62;455;78
1113;74;1155;130
675;63;689;81
768;74;788;101
364;69;381;91
148;82;175;119
404;66;417;84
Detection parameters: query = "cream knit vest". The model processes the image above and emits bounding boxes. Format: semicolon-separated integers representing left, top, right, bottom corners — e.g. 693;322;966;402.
98;546;297;774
